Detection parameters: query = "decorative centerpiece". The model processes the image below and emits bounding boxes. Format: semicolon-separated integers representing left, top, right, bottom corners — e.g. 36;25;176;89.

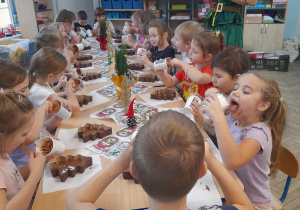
96;20;107;51
110;44;137;110
123;98;137;128
106;20;113;65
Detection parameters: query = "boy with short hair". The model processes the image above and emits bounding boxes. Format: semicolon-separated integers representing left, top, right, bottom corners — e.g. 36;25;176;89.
74;10;92;32
67;110;252;210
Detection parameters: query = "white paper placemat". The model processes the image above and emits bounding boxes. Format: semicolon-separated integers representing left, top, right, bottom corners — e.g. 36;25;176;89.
187;170;222;209
57;128;96;149
139;92;182;106
79;90;111;111
43;154;102;193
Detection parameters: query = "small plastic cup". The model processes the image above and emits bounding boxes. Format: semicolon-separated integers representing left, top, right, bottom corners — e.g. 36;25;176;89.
36;136;65;157
154;59;170;73
200;94;229;119
184;95;202;114
51;100;72;120
81;39;89;47
72;43;84;54
69;30;77;38
78;29;87;37
86;29;93;37
73;78;84;92
137;48;146;55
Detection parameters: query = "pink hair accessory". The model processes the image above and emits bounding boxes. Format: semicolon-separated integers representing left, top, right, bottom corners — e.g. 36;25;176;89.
0;88;3;94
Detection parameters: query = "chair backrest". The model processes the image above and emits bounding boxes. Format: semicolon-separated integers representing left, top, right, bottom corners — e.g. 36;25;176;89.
275;146;299;178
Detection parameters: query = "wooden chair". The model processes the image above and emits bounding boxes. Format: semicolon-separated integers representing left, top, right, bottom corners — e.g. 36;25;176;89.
271;146;299;210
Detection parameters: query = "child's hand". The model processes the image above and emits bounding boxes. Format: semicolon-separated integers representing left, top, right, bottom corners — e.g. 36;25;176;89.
117;135;135;168
58;75;68;88
41;100;52;116
203;141;217;168
190;101;203;125
201;95;223;121
61;98;73;112
66;78;75;92
28;151;46;177
205;87;219;97
155;69;165;76
138;51;149;64
134;42;143;51
170;58;183;67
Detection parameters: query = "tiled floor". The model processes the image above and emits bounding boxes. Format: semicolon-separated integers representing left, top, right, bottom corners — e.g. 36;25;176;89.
251;59;300;209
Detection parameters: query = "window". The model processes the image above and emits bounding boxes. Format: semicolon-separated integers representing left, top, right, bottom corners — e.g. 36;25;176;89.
0;1;13;28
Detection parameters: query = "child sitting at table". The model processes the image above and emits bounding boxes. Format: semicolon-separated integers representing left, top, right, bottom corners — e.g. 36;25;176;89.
138;19;175;73
93;7;115;36
157;30;224;100
0;90;45;209
67;110;252;210
55;9;80;47
74;10;93;32
28;47;80;113
191;48;250;147
201;73;286;209
0;60;53;179
122;10;142;48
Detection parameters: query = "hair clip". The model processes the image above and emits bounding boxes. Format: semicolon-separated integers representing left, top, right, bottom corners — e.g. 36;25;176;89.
18;95;23;102
279;97;283;102
215;30;220;37
0;88;3;94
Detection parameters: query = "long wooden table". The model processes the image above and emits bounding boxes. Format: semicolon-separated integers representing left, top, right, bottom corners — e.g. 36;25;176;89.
32;51;241;210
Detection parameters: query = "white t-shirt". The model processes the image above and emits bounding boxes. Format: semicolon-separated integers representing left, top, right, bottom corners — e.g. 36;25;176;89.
0;154;25;200
29;83;56;109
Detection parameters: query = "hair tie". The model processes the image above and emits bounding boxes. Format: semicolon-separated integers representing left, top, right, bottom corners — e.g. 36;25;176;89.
215;30;220;37
18;95;23;102
279;97;283;102
0;88;3;95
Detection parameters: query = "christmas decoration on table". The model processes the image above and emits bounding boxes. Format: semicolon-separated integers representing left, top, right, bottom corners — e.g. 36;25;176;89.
106;20;113;65
123;98;137;128
96;20;107;51
110;44;138;108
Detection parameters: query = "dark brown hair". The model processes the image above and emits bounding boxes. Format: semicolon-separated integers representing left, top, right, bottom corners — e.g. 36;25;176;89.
211;48;249;78
132;10;142;21
55;9;76;24
193;30;225;57
0;90;34;155
148;19;173;46
78;10;88;20
133;110;205;202
94;7;106;23
0;59;27;90
139;10;156;24
35;34;64;51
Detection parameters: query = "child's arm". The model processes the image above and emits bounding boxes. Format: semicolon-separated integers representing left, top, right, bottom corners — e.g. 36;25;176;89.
92;22;100;36
0;152;45;210
63;47;73;73
64;79;80;112
52;76;67;93
156;69;181;88
67;140;134;210
138;51;154;70
202;95;261;170
44;115;63;134
171;58;211;84
204;142;252;210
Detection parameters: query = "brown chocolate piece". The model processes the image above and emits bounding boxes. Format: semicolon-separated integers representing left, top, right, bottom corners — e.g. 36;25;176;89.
122;171;139;184
113;39;122;43
150;88;176;100
139;74;159;82
76;55;93;61
78;123;112;143
40;137;53;156
76;95;93;107
83;72;102;81
83;46;91;50
128;63;144;71
72;45;79;55
74;61;93;68
49;155;93;182
73;78;82;87
126;49;135;56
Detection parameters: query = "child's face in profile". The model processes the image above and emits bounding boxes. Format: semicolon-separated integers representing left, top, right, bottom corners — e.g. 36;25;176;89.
78;19;88;26
5;113;34;153
212;67;237;95
188;39;205;65
12;75;30;97
58;24;68;45
97;15;106;22
131;16;139;28
173;32;189;53
64;21;75;33
149;27;160;47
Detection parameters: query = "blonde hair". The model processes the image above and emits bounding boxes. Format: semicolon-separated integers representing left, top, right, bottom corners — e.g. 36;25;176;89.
193;30;225;57
39;23;63;41
133;110;205;202
251;73;287;176
29;47;67;87
0;59;27;89
174;21;203;43
35;34;64;51
0;90;34;155
148;19;173;46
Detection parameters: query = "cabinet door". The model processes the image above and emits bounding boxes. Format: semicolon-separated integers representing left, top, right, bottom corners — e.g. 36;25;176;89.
262;24;285;53
243;24;264;51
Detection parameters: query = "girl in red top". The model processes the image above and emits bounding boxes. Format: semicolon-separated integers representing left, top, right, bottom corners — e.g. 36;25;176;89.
157;30;225;100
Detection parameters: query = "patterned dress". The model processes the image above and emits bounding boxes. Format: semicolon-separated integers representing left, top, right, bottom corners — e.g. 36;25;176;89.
206;0;243;48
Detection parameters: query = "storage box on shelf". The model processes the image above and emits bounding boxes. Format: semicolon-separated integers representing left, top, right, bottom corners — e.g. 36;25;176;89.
249;55;289;72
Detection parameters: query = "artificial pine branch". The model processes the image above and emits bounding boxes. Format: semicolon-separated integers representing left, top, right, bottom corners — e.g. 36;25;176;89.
114;47;128;76
99;20;107;37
